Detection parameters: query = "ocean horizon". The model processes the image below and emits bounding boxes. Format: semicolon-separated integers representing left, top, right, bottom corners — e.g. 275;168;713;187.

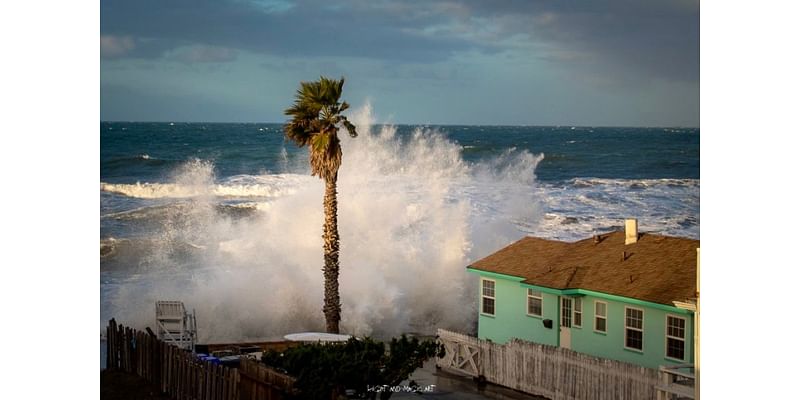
101;120;700;129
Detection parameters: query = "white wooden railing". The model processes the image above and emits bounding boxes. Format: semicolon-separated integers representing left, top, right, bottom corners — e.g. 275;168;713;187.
436;328;660;400
656;363;695;399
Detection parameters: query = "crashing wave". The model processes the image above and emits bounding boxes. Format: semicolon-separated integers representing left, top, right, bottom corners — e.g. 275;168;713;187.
100;174;310;199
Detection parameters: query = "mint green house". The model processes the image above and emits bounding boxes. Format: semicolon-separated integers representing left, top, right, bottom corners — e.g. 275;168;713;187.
467;220;699;370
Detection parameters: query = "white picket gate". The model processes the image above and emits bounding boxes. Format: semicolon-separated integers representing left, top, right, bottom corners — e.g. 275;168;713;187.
436;329;662;400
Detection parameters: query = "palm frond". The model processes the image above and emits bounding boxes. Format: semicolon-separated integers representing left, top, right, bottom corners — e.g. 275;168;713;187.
283;76;357;176
339;117;357;138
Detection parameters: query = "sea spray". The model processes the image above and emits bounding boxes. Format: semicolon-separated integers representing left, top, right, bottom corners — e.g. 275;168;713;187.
102;104;544;342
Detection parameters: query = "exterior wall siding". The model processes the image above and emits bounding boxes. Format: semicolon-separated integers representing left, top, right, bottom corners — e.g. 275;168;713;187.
477;276;559;346
568;293;694;369
472;271;694;370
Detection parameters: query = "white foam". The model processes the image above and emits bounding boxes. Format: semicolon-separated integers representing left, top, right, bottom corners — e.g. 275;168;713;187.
102;103;545;341
100;173;311;199
526;178;700;241
101;104;699;342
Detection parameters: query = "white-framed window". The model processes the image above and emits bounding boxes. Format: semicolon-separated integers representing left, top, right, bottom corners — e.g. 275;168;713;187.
561;297;572;327
624;307;644;351
527;289;543;317
665;315;687;361
573;298;582;327
481;279;496;316
594;301;608;333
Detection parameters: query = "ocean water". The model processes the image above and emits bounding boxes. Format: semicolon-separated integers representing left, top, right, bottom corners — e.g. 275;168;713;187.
100;106;699;342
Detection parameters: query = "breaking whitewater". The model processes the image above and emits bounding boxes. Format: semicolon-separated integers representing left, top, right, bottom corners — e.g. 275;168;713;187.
100;105;699;342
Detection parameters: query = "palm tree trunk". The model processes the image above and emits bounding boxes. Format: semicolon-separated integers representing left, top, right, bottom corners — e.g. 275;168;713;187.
322;174;341;333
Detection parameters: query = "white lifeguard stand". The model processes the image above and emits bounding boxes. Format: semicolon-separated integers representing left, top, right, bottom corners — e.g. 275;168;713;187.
155;301;197;351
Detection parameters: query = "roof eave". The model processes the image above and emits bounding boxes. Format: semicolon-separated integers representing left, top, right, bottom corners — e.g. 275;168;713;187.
466;266;526;282
672;300;698;311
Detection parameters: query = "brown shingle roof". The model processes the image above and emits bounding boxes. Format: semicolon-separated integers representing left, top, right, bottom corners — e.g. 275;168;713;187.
469;231;699;306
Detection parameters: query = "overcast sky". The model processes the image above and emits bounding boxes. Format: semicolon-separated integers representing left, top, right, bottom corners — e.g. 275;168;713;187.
100;0;699;126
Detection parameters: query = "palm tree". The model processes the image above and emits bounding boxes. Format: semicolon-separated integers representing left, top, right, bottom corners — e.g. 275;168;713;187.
283;76;357;334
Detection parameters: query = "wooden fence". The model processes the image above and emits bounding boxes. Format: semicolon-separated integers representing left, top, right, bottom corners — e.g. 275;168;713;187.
239;358;298;400
436;329;660;400
105;319;296;400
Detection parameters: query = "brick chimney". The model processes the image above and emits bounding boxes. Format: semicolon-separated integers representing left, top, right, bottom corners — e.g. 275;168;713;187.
625;219;638;245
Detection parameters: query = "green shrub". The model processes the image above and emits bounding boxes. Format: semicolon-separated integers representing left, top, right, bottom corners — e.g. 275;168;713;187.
262;335;444;399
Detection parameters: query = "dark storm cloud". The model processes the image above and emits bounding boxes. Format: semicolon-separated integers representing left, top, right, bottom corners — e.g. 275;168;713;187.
100;0;482;62
101;0;698;81
462;0;700;82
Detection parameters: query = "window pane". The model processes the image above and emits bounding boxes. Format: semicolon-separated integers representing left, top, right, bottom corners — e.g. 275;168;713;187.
528;297;542;316
482;280;495;297
626;309;643;329
596;302;606;317
667;338;685;360
561;298;572;327
626;329;643;350
573;299;582;326
483;297;495;315
527;290;542;316
668;316;686;339
596;317;606;332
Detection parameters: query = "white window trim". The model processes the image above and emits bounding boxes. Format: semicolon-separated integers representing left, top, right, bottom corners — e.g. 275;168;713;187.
665;314;687;361
480;278;496;316
623;306;644;352
526;288;543;317
594;300;608;333
573;297;582;328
